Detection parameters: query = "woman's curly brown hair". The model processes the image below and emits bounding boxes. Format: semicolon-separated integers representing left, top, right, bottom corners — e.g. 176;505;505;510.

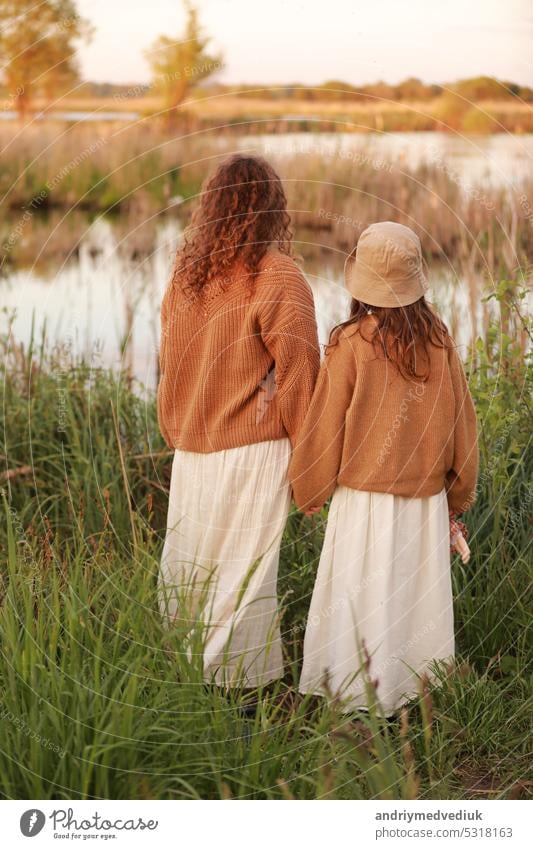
171;154;293;299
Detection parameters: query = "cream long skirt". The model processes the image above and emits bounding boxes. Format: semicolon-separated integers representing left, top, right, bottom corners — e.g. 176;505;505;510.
299;486;454;715
159;438;292;686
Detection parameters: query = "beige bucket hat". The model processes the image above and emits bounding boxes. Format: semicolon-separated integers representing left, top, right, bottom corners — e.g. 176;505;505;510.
344;221;428;307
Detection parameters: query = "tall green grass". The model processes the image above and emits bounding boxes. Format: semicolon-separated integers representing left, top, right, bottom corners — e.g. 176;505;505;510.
0;293;531;799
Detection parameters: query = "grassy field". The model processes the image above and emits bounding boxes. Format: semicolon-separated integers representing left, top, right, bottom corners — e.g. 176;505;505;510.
0;288;531;800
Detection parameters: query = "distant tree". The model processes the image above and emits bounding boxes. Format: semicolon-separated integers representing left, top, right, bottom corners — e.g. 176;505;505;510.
362;81;397;102
0;0;92;118
452;76;513;101
145;1;222;122
516;84;533;103
396;77;435;101
320;80;357;101
503;81;521;97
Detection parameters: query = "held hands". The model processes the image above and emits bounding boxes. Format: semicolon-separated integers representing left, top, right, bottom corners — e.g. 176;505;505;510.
450;512;471;564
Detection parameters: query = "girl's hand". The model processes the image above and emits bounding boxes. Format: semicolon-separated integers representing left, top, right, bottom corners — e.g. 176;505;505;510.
449;512;471;563
452;530;471;564
304;506;321;516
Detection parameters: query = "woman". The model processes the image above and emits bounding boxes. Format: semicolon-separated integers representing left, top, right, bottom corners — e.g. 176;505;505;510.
158;154;320;687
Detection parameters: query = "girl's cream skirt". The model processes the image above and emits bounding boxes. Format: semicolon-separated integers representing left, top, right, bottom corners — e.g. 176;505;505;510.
300;486;454;715
159;438;291;687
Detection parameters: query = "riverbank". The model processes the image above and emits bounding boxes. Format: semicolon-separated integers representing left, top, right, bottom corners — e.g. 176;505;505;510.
0;293;531;799
1;125;531;281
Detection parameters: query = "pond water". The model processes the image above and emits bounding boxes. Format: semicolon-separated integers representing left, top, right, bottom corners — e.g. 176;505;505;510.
2;214;489;390
2;131;530;387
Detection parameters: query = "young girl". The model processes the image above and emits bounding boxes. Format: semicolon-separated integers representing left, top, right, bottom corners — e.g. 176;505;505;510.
158;155;319;687
289;221;478;715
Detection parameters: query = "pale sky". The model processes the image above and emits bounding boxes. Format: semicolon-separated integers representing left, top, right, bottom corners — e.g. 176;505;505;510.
76;0;533;86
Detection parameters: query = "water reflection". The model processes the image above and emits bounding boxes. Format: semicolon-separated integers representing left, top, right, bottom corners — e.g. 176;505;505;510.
2;215;492;389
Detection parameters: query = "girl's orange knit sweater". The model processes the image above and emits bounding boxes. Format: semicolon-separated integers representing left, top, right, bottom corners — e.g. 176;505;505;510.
288;319;479;514
157;250;320;453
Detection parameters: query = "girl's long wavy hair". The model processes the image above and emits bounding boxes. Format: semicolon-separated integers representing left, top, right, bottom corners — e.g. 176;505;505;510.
171;154;293;299
329;297;450;381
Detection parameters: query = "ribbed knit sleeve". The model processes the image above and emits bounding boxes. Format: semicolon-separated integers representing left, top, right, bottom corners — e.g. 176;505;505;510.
257;257;320;447
288;331;357;510
445;344;479;513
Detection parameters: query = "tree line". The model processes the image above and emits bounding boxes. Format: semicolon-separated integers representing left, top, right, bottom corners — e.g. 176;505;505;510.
0;0;531;122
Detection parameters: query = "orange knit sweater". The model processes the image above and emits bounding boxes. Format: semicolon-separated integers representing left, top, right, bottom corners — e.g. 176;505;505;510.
288;319;479;513
157;250;320;453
